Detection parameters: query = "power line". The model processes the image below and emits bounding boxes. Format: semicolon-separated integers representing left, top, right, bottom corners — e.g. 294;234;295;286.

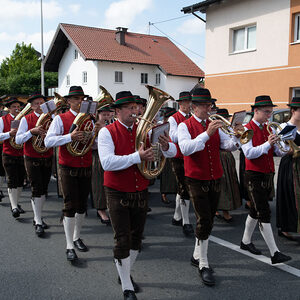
151;24;205;59
150;14;191;25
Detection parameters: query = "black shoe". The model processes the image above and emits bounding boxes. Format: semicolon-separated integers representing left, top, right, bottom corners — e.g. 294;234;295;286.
240;241;262;255
11;208;20;218
73;238;88;252
198;267;215;286
161;194;171;204
190;257;214;273
183;224;194;236
35;224;44;237
66;249;78;261
0;190;4;202
147;207;152;213
118;276;140;293
96;211;111;225
278;230;296;241
33;219;49;230
17;205;25;214
123;290;137;300
171;218;182;227
271;251;292;264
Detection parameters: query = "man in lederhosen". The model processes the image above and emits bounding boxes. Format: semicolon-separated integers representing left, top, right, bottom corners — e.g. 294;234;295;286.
178;88;240;286
98;91;176;300
16;93;53;236
240;95;291;264
45;86;99;261
168;91;194;236
0;97;26;218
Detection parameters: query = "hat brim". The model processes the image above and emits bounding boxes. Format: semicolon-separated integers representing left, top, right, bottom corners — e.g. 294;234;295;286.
27;95;47;103
111;100;136;108
192;100;214;104
5;100;24;107
287;104;300;107
251;104;277;108
64;94;88;98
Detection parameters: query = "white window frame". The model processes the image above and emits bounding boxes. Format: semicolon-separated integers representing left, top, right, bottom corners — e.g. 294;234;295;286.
155;73;160;85
292;87;300;97
115;71;123;83
141;73;148;84
82;71;87;84
294;13;300;42
74;49;78;60
231;24;256;54
66;74;70;86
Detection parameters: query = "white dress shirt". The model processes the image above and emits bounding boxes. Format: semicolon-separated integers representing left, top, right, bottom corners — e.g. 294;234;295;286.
0;114;14;141
168;110;187;143
15;112;41;145
178;114;239;156
44;109;77;148
241;119;289;159
98;120;177;171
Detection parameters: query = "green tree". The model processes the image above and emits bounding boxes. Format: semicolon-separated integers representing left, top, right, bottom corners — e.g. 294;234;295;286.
0;42;57;95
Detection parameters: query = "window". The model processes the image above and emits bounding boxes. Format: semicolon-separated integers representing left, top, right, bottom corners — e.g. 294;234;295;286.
74;49;78;60
141;73;148;84
115;71;123;83
82;71;87;84
232;25;256;53
294;13;300;42
155;73;160;85
66;75;70;86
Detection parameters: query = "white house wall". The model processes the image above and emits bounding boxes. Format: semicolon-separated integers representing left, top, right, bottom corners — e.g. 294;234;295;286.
205;0;290;75
58;44;99;97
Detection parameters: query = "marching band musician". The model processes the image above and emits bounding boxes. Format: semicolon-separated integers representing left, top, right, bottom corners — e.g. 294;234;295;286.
0;104;7;202
0;98;26;218
177;88;240;286
240;95;291;264
98;91;176;300
168;91;194;236
15;93;53;236
44;86;100;261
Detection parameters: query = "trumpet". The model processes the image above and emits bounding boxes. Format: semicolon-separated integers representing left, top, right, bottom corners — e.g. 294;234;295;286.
208;114;253;144
267;122;300;157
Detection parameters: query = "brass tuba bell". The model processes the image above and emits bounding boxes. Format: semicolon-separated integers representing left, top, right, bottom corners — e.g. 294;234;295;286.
66;86;114;156
135;85;174;179
208;113;253;144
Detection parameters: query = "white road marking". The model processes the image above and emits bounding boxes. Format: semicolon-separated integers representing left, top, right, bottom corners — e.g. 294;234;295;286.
209;235;300;278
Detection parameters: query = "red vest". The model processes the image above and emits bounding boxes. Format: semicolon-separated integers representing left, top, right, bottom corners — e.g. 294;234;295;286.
171;111;187;159
2;114;23;156
104;120;149;192
183;116;223;180
59;110;92;167
245;120;274;173
24;113;53;158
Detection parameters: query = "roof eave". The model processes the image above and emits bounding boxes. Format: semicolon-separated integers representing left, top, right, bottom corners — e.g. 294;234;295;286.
181;0;224;14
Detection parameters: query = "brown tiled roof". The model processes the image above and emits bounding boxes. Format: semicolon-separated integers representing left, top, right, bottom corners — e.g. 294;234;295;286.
46;23;204;78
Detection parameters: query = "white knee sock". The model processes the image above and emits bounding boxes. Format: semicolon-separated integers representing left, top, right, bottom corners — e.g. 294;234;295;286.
63;217;75;249
259;222;279;256
181;199;190;225
32;197;43;225
115;256;134;292
242;215;258;244
129;249;139;270
8;188;18;210
199;239;209;270
193;237;200;260
173;194;182;221
73;213;85;242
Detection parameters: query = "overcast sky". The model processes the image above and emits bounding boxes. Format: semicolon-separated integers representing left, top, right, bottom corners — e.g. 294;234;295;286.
0;0;206;71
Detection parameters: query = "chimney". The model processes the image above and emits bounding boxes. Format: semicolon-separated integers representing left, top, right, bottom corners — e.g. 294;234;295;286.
115;27;128;45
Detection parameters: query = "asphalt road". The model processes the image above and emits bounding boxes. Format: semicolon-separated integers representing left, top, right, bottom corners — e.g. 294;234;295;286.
0;153;299;300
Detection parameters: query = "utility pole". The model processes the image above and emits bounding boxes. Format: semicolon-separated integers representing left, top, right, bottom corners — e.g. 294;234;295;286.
40;0;45;95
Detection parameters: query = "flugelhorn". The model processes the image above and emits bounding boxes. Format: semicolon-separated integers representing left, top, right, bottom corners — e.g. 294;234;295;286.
208;114;253;144
267;122;300;157
32;93;67;153
135;85;174;179
66;86;114;156
9;103;32;149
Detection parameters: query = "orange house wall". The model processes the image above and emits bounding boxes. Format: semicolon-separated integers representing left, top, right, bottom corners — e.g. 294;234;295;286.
205;0;300;114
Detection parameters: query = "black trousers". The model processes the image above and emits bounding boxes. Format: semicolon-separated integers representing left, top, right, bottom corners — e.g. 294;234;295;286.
59;164;91;217
245;170;274;223
105;187;148;259
185;176;221;240
170;158;190;200
2;153;25;189
24;156;52;197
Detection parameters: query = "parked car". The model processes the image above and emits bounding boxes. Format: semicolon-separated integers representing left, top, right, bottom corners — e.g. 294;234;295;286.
242;109;290;125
